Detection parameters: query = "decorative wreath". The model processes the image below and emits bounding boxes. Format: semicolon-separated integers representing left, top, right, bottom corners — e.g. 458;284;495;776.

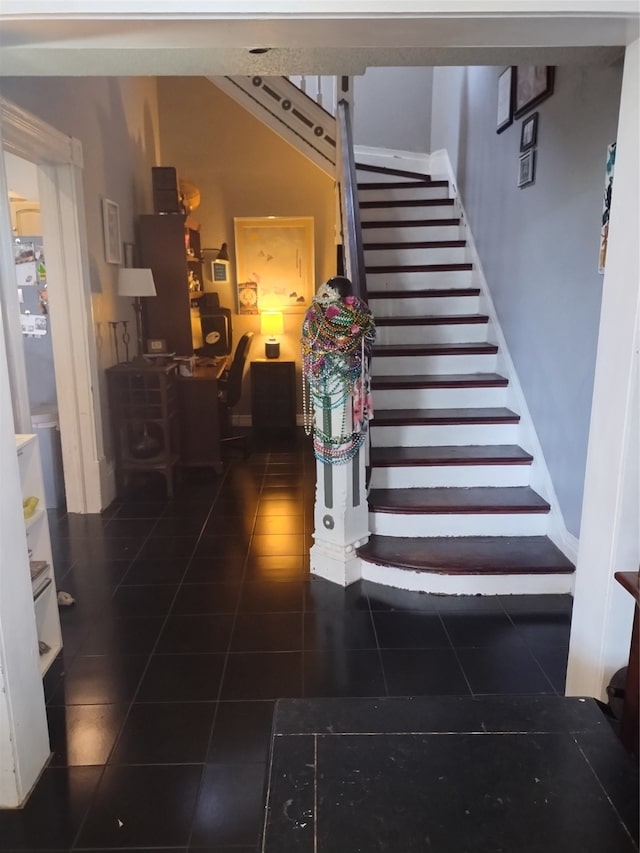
301;279;376;464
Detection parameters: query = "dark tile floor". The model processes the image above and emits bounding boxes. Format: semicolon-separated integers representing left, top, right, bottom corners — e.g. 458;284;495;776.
0;432;586;850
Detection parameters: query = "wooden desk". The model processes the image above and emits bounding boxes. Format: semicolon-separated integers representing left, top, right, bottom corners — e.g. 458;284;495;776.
614;571;639;757
177;360;227;475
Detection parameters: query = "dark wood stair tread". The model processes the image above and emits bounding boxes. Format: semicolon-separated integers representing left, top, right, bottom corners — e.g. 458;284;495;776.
372;373;508;390
364;240;466;250
367;263;473;273
372;407;520;426
369;288;480;299
376;314;488;326
360;198;455;209
357;535;574;575
356;162;432;181
370;445;533;467
368;486;550;514
373;342;499;357
358;180;448;190
362;218;461;229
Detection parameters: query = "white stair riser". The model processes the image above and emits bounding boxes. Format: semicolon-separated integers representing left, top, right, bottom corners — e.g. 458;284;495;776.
360;204;458;222
359;186;450;202
367;270;472;290
370;295;479;316
369;464;531;489
377;323;488;346
373;385;507;409
360;561;574;595
372;353;498;375
365;246;468;266
362;224;462;242
369;511;548;537
356;169;430;183
371;423;520;446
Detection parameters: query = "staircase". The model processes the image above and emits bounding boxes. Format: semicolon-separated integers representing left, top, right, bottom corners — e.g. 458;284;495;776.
355;161;575;595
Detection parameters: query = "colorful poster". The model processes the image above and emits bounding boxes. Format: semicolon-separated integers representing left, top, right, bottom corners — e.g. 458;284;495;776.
599;142;616;274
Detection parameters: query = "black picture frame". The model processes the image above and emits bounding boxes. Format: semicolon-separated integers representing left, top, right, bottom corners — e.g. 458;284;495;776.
520;112;538;152
514;66;555;119
496;66;516;134
518;149;536;188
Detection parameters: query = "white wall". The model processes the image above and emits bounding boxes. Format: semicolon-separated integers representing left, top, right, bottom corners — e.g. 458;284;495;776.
431;63;624;537
354;67;433;154
430;66;465;175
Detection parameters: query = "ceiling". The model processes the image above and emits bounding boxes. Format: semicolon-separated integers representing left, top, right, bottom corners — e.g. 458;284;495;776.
0;7;637;76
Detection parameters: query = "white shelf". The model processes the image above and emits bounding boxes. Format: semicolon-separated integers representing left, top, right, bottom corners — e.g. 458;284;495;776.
15;433;62;676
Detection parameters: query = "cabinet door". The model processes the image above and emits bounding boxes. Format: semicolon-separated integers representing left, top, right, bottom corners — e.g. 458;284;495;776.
138;214;194;356
251;361;296;431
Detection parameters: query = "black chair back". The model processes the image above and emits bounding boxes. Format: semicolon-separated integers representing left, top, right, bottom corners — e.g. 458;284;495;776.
223;332;254;409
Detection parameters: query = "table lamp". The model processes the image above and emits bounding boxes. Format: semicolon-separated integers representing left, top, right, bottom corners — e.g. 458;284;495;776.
260;310;284;359
117;268;157;360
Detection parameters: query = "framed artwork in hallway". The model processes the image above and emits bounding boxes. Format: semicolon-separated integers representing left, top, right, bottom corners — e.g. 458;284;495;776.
518;149;536;188
514;66;555;119
520;112;538;152
496;66;516;134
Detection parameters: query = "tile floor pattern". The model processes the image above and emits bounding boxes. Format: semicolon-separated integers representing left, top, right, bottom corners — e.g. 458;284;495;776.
1;433;583;851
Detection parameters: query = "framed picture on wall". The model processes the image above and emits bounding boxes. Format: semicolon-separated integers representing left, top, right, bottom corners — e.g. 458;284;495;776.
234;216;314;313
520;112;538;152
518;149;536;188
514;66;555;119
102;198;122;264
496;66;516;134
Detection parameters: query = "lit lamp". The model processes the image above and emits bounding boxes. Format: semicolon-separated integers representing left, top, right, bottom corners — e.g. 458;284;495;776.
117;268;157;361
261;310;284;359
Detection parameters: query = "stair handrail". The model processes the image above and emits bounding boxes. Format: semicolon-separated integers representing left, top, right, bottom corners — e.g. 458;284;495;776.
336;99;367;304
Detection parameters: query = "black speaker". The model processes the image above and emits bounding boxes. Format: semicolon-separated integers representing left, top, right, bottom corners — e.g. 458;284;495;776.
152;166;181;214
198;311;231;357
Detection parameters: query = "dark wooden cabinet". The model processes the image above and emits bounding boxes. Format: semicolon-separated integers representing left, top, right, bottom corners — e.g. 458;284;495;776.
138;214;204;356
106;362;180;497
251;359;296;432
177;364;226;475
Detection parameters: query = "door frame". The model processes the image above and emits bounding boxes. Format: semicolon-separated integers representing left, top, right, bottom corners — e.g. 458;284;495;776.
0;98;105;513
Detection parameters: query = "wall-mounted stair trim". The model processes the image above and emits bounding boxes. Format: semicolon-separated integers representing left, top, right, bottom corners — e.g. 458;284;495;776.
208;75;336;177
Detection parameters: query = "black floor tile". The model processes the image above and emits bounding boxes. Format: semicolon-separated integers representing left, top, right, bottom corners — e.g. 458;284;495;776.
119;558;189;585
244;554;308;581
381;648;470;696
231;612;303;652
510;610;573;647
135;654;225;702
304;577;371;612
0;766;102;850
135;536;199;561
171;583;241;615
373;611;450;649
364;582;439;612
304;610;377;649
109;584;177;618
77;764;202;849
49;654;149;705
238;581;305;613
456;645;556;695
78;617;164;656
190;763;266;848
191;535;251;563
221;652;303;700
528;645;569;695
207;701;275;764
303;649;387;698
109;701;216;764
156;613;235;654
47;704;127;766
103;518;157;538
441;610;526;647
183;557;246;583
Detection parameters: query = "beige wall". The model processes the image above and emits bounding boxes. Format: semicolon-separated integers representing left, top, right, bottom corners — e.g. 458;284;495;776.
157;77;336;417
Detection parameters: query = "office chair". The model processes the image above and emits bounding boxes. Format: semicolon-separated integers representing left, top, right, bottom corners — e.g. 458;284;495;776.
217;332;254;455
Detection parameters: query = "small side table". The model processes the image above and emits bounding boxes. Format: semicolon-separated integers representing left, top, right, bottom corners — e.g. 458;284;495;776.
250;359;296;433
614;570;639;757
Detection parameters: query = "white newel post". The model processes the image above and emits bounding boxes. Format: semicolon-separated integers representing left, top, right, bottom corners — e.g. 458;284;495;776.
302;279;375;587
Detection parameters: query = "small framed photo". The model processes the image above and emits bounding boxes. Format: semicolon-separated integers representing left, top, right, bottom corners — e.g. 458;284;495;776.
518;149;536;188
102;198;122;264
146;338;168;354
211;259;230;285
496;66;516;134
520;112;538;152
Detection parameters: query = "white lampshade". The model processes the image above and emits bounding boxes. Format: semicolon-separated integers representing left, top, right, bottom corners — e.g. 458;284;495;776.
117;268;157;298
260;311;284;338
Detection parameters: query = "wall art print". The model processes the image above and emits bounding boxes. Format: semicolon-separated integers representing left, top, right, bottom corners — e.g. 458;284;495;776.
599;142;616;274
234;216;314;314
